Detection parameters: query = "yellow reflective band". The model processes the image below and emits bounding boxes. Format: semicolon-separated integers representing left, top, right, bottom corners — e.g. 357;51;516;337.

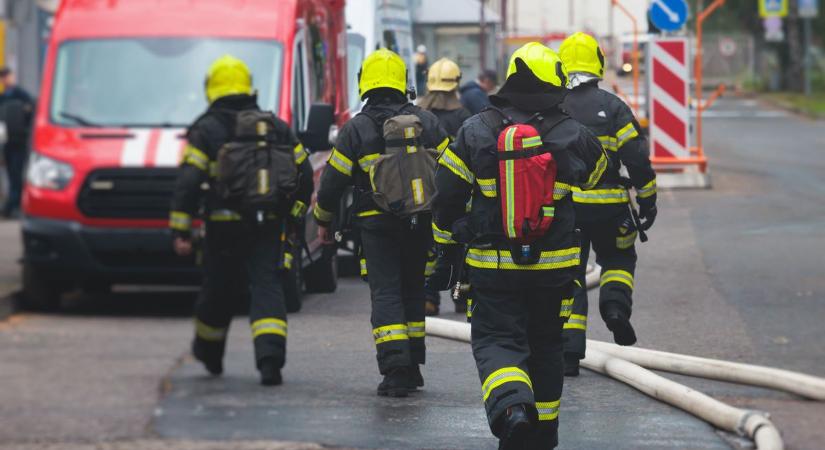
465;247;580;271
597;135;618;152
564;313;587;330
425;259;436;277
182;145;209;171
169;211;192;231
411;178;425;205
559;297;574;318
283;252;293;270
291;200;308;218
554;182;572;201
438;147;474;184
408;321;426;338
574;279;582;288
582;151;608;190
436;137;450;151
313;204;334;223
571;187;630;204
482;366;533;402
293;144;308;164
195;318;227;342
356;209;383;218
466;297;473;319
251;317;288;338
504;127;517;239
358;153;381;172
616;122;640;149
542;206;555;217
432;222;457;244
328;148;353;176
522;135;543;148
616;231;638;250
600;270;634;290
373;324;409;344
536;400;560;421
477;178;497;198
637;178;657;199
360;258;368;276
209;209;243;222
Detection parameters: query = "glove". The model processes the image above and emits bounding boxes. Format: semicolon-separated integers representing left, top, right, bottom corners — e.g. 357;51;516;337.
637;201;657;231
426;245;464;291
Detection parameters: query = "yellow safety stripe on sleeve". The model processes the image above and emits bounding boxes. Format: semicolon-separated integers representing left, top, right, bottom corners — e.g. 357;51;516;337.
195;318;227;342
356;209;383;218
477;178;497;198
536;400;561;421
616;122;640;149
360;258;368;277
313;204;334;223
597;135;618;152
559;297;574;318
436;137;451;151
432;222;457;244
438;147;474;184
600;270;634;290
407;321;426;338
251;317;288;338
169;211;192;231
328;148;353;177
553;182;572;201
290;200;308;218
564;314;587;331
637;178;657;199
425;259;437;277
209;209;243;222
616;231;638;250
293;143;308;165
182;144;209;171
373;324;409;344
465;247;580;271
571;187;630;204
358;153;381;172
582;151;608;190
283;252;293;270
482;366;533;402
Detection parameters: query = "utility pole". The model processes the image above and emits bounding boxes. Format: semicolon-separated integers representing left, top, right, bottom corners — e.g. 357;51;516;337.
569;0;575;31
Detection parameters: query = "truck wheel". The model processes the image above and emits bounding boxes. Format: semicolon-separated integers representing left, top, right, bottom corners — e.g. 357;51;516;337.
21;264;64;311
303;245;337;293
283;252;303;313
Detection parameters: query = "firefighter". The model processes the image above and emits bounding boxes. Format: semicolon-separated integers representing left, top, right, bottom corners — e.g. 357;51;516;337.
558;32;657;376
314;48;449;398
417;57;472;316
170;55;314;386
430;43;607;449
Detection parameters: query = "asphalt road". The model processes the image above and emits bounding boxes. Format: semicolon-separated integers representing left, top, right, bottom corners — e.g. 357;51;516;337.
1;96;824;449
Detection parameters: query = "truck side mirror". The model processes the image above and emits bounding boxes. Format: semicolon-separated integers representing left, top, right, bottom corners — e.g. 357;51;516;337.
299;103;335;152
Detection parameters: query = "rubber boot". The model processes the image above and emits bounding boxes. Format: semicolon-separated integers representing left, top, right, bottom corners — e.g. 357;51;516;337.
603;302;637;346
408;365;424;391
497;404;534;450
564;353;580;377
259;357;282;386
377;367;409;398
192;340;223;376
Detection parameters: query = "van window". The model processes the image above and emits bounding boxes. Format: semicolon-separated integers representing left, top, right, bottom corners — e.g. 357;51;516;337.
307;23;327;100
347;32;366;111
50;38;284;128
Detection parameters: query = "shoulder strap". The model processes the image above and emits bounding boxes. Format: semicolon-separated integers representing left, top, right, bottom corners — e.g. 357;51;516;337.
478;106;512;136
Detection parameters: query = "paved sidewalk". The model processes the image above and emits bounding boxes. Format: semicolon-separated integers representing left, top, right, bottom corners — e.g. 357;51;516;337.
0;219;20;319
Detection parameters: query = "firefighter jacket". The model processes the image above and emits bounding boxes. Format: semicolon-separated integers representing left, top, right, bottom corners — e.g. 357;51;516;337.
169;94;314;238
562;82;657;221
432;98;608;288
313;97;450;227
431;107;473;140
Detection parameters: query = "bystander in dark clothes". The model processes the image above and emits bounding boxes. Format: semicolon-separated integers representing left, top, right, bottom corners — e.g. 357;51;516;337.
0;67;35;218
458;69;498;115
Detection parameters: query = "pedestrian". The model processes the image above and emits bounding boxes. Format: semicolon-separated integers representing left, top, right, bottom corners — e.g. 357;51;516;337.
169;55;314;386
414;45;429;95
0;67;35;218
417;57;471;316
430;42;607;449
459;68;498;115
313;48;449;397
558;32;658;376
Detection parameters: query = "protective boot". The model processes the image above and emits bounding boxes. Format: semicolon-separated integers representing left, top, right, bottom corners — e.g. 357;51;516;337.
407;365;424;391
602;302;637;346
497;404;534;450
564;353;580;377
377;367;409;398
259;357;282;386
192;340;223;376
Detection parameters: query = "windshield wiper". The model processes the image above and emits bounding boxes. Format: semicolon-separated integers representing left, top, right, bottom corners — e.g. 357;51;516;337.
59;111;102;128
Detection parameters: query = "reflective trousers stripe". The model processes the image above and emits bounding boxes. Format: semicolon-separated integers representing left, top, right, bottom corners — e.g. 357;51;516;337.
195;318;227;342
407;321;425;338
251;318;287;338
564;313;587;330
536;400;560;421
600;270;634;290
373;324;409;344
482;366;532;402
616;231;638;250
466;247;580;271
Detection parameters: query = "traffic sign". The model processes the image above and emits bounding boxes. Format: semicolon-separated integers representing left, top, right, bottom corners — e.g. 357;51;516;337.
649;37;690;160
759;0;788;18
799;0;819;18
649;0;688;32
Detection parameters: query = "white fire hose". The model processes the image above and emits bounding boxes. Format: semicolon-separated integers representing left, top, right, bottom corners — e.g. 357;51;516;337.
425;317;798;450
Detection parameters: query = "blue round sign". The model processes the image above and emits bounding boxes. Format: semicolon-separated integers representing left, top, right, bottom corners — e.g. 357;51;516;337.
649;0;689;32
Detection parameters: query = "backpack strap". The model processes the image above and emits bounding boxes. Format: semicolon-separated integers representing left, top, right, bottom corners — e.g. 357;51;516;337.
478;106;513;136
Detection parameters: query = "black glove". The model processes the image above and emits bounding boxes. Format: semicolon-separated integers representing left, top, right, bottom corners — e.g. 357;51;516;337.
426;245;464;291
637;201;657;231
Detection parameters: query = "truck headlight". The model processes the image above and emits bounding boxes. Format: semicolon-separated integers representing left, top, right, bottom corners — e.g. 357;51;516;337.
26;152;74;190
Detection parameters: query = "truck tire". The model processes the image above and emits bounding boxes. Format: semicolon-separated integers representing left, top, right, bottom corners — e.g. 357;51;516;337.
303;245;337;293
283;251;303;313
21;264;64;311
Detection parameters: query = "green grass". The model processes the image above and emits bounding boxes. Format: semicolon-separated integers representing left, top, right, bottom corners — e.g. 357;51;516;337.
763;92;825;118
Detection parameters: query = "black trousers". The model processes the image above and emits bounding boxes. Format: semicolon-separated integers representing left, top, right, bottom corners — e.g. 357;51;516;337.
193;219;287;370
3;144;26;215
360;216;430;374
563;210;637;359
471;274;572;450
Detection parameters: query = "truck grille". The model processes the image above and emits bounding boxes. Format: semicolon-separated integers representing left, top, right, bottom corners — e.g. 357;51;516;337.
78;168;179;219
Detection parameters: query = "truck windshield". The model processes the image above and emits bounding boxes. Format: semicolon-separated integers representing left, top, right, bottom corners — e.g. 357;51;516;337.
50;38;283;128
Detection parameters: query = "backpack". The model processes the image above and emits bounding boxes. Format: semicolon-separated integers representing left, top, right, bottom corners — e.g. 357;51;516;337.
214;110;298;214
368;112;439;217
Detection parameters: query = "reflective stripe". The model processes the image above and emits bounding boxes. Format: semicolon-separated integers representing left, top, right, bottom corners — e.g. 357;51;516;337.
536;400;560;421
522;135;542;148
465;247;580;271
432;222;457;244
169;211;192;231
436;137;450;151
251;317;288;338
293;143;308;164
438;147;474;184
195;319;227;342
542;206;555;217
601;270;634;290
358;153;380;172
466;297;473;319
408;321;425;338
283;252;293;270
360;258;368;277
313;204;334;223
291;200;308;218
504;127;517;239
616;231;638;250
209;161;218;178
637;178;657;199
559;297;574;318
574;279;582;288
356;209;383;218
582;151;608;190
571;187;629;204
597;135;618;152
182;145;209;171
425;259;436;277
373;324;409;344
477;178;497;198
328;148;353;176
209;209;243;222
481;366;532;402
616;122;640;149
564;313;587;330
553;182;572;201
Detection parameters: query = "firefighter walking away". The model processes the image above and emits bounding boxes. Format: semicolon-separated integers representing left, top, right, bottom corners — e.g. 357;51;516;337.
558;32;657;376
170;55;314;386
430;42;607;449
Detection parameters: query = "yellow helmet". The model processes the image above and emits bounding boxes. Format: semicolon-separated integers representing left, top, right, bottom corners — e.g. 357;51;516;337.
205;55;253;103
506;42;568;88
558;32;605;78
426;58;462;92
358;48;407;99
